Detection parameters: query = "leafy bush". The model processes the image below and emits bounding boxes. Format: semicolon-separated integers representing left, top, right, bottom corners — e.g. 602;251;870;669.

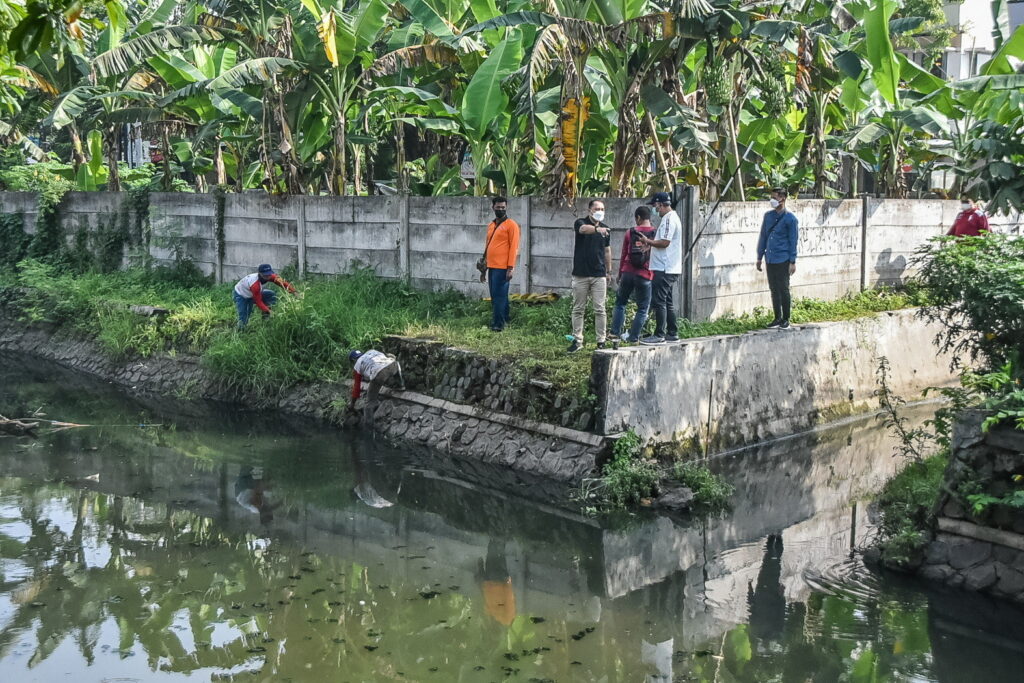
673;460;734;511
575;430;660;511
913;234;1024;373
875;453;947;568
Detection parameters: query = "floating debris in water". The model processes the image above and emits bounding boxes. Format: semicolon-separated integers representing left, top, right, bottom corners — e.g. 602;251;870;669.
311;588;325;595
504;653;519;661
419;591;440;599
29;601;45;608
530;617;545;624
364;646;378;652
247;647;266;654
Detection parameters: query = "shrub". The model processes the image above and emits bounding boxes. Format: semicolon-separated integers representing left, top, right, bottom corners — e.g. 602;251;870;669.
673;460;734;511
913;234;1024;373
875;453;947;568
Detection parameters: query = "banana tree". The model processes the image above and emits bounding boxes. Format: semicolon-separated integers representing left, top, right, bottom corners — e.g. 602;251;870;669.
369;31;525;196
296;0;390;195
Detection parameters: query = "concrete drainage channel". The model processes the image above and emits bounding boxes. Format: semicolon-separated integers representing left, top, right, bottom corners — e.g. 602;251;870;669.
0;307;959;484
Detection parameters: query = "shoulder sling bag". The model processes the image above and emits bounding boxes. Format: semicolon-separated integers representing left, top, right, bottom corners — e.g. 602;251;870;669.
476;217;507;276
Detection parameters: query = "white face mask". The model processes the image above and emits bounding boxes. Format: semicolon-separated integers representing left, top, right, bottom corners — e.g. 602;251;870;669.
960;203;972;211
769;198;781;209
592;210;605;222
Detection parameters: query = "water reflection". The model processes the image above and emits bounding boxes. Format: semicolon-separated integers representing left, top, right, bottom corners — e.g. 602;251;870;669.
2;354;1024;681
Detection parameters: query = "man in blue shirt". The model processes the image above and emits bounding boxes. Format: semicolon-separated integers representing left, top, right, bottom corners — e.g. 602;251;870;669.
756;188;799;329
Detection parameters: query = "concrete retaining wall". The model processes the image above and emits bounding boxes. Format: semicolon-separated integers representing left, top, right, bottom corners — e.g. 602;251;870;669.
2;191;1021;318
593;309;956;450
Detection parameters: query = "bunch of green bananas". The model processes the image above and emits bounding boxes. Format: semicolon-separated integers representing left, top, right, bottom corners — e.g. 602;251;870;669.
757;55;789;118
703;57;732;107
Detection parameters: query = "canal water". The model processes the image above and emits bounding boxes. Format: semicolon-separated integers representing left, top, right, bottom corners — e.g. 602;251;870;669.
1;355;1023;682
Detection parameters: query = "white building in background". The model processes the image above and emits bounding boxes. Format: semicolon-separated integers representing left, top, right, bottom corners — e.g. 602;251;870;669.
941;1;1024;79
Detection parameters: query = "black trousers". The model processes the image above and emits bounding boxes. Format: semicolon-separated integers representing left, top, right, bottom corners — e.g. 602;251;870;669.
766;261;792;322
650;271;678;337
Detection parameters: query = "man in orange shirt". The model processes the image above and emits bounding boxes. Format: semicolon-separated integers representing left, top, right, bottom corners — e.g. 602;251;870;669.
480;196;521;332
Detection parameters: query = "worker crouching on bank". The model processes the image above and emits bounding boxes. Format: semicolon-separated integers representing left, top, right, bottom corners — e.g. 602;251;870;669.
233;263;297;328
348;350;406;426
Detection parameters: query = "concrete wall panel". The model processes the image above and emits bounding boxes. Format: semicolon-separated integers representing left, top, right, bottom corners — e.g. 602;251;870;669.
304;221;400;250
0;191;40;234
306;246;399;278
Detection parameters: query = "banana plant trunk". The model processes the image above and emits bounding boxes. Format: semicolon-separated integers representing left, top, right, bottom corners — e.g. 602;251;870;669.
104;125;121;192
69;125;87;171
334;113;348;195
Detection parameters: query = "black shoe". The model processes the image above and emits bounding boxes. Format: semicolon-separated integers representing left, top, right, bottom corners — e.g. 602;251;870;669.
665;335;679;343
766;319;781;328
567;339;583;353
779;320;791;329
640;335;665;345
596;341;606;350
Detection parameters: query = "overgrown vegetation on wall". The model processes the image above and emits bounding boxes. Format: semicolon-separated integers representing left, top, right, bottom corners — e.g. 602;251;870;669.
576;429;734;514
872;234;1024;570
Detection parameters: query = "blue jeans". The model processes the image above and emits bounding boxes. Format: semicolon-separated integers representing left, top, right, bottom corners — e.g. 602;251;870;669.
234;289;277;328
611;272;652;341
488;268;511;330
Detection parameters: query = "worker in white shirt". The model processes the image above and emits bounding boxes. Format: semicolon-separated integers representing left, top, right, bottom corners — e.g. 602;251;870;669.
348;350;405;425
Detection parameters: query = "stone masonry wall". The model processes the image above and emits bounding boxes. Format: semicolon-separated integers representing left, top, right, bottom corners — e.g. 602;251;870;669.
917;413;1024;602
381;335;594;430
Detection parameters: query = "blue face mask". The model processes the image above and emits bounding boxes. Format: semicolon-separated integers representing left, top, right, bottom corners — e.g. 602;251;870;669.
769;198;781;209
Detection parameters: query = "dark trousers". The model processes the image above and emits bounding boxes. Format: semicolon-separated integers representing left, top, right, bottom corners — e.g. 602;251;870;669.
766;261;792;322
487;268;511;330
650;271;678;337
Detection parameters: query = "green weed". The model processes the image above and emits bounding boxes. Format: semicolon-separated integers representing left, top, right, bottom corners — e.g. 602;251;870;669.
673;460;735;511
875;453;947;568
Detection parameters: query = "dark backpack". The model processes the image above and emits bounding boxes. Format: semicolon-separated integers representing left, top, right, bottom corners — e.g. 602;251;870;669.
628;228;650;269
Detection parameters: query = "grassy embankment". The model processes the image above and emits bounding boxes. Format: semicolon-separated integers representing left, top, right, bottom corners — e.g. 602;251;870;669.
2;259;926;400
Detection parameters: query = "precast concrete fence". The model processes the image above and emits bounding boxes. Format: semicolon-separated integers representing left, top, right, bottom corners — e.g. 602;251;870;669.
1;190;1021;321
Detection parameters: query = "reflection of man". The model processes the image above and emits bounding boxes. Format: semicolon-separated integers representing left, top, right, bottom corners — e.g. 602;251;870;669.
478;539;516;626
234;466;278;524
748;534;786;646
351;449;394;508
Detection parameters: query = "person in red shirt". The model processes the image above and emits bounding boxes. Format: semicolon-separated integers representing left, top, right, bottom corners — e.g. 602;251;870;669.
610;206;657;344
232;263;297;328
947;195;989;237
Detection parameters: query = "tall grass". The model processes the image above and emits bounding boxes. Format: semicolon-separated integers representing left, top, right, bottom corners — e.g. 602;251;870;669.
5;259;927;398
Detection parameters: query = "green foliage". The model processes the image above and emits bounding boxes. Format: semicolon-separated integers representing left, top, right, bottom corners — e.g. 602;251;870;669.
914;234;1024;372
965;490;1024;516
580;429;661;511
0;212;29;271
672;460;734;511
0;161;74;209
875;453;948;568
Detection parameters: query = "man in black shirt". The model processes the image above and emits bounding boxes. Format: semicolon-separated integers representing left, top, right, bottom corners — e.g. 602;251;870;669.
568;199;612;353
